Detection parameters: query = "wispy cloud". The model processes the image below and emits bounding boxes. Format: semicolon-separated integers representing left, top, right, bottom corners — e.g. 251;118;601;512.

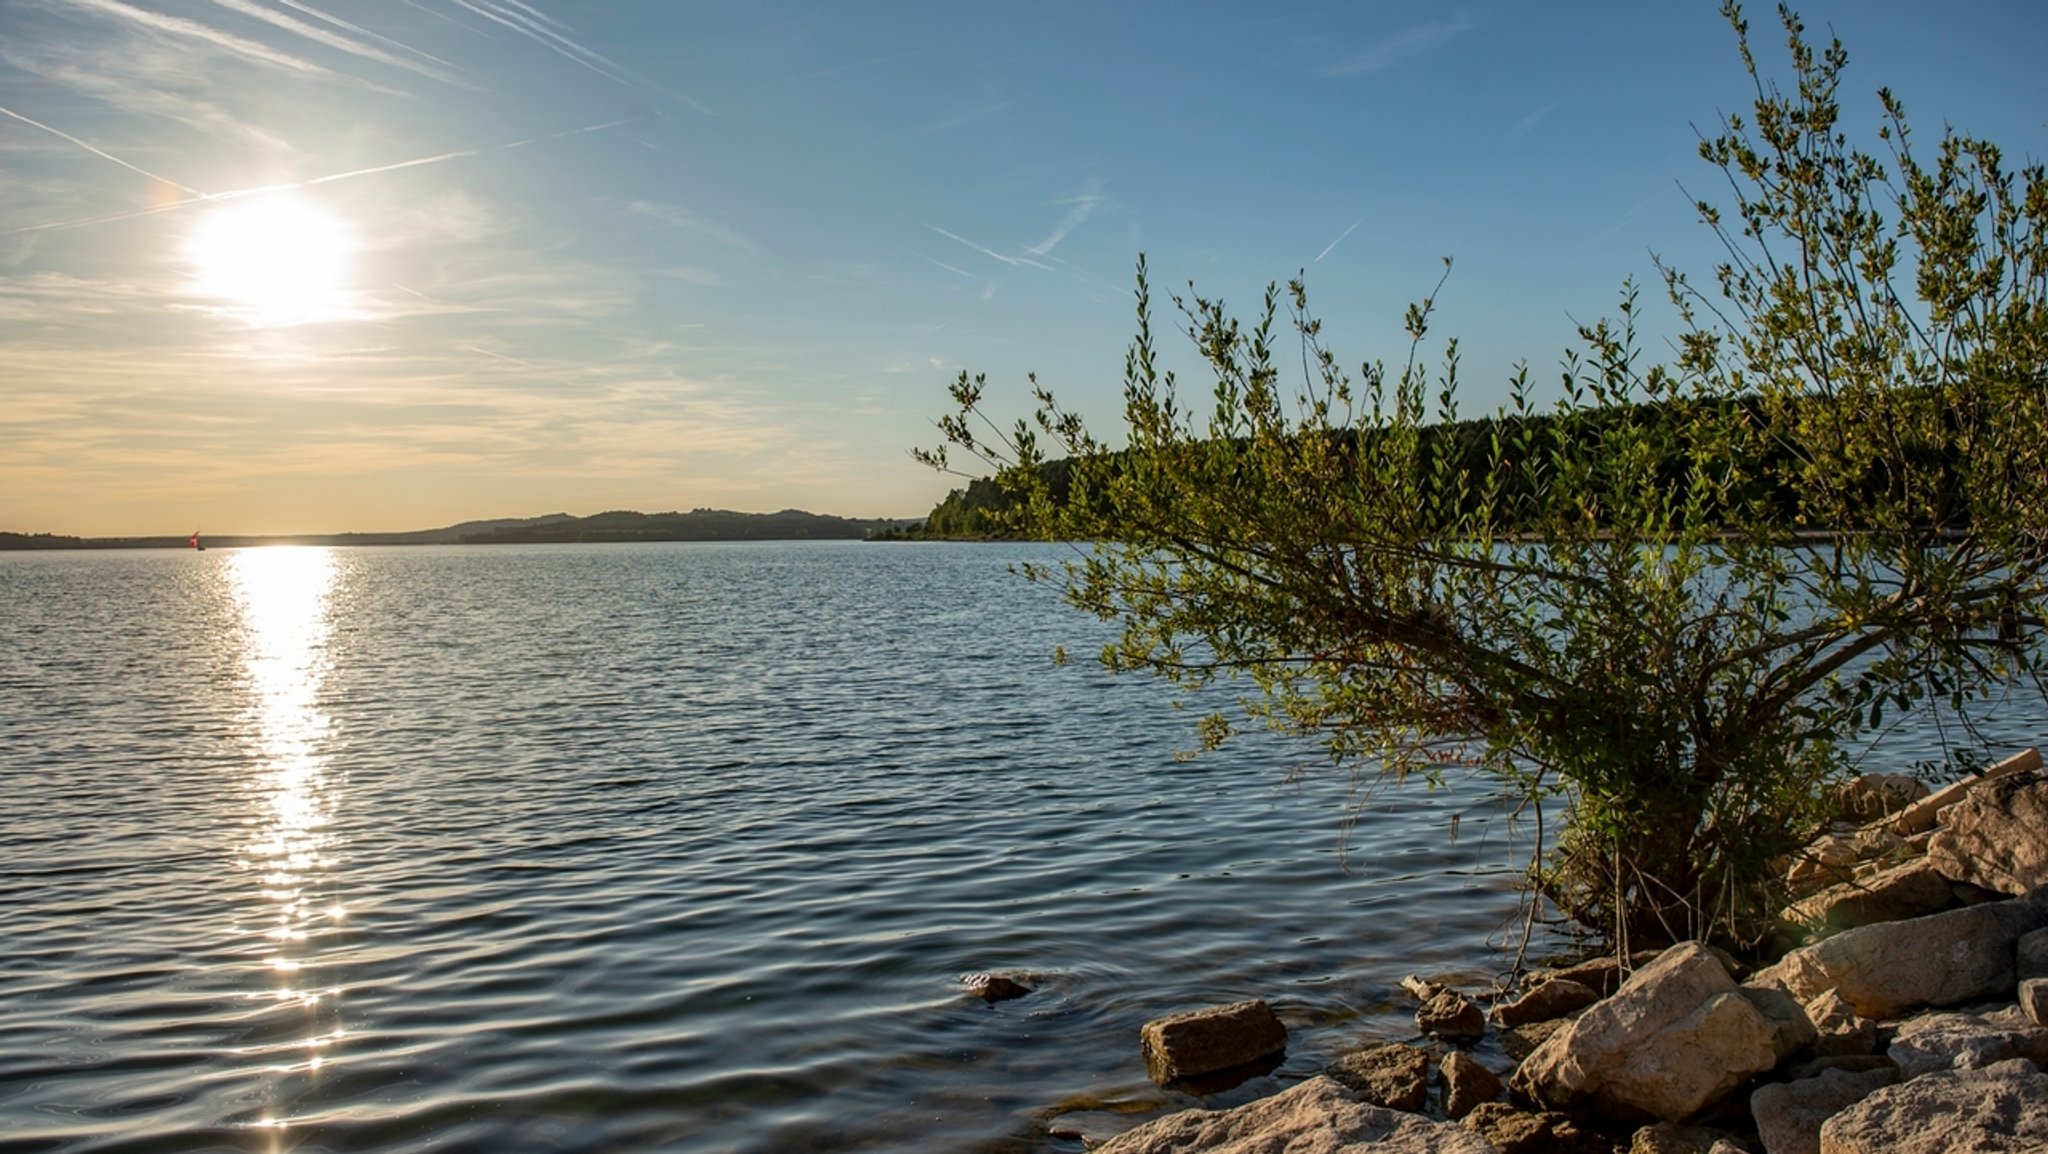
445;0;713;114
1026;178;1104;257
1511;99;1561;139
1314;217;1364;263
60;0;398;93
1324;10;1475;76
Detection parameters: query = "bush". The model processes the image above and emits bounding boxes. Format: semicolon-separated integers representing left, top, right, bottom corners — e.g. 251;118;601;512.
920;4;2047;949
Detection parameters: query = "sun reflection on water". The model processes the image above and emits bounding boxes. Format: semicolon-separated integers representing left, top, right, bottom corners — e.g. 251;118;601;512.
225;547;344;1134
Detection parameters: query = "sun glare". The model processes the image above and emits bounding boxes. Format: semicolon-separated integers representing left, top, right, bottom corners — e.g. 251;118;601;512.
186;193;356;327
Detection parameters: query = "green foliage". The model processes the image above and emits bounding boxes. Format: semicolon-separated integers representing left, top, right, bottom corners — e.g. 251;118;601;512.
922;4;2048;949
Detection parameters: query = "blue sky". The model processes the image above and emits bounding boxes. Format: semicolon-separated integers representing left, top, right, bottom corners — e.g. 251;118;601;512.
3;1;2043;535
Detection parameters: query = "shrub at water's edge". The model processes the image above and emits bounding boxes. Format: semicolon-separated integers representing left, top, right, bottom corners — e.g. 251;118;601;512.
920;3;2048;952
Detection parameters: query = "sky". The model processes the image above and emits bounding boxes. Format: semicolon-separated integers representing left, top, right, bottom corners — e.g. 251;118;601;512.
3;1;2044;536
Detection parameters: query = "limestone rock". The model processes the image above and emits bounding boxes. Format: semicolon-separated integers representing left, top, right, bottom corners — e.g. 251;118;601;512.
1886;746;2041;838
1829;772;1929;822
1927;769;2048;896
1438;1050;1502;1121
1497;1017;1569;1063
1416;987;1487;1040
1817;1057;2048;1154
1802;990;1876;1058
1093;1075;1501;1154
2022;977;2048;1027
1885;1008;2048;1078
1775;858;1955;945
1750;1066;1896;1154
1747;895;2048;1018
1512;942;1779;1122
1495;978;1600;1027
1140;998;1286;1082
1327;1043;1430;1113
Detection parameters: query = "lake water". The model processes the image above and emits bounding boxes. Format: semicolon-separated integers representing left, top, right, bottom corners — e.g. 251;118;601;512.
2;542;2041;1154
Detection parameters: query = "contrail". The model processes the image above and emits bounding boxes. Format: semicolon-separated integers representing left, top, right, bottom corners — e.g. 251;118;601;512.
274;0;467;73
0;104;207;197
205;0;469;87
3;117;642;237
1314;217;1364;263
447;0;712;115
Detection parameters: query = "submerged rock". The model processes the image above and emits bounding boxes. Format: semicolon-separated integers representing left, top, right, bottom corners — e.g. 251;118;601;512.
1139;998;1286;1083
962;972;1033;1002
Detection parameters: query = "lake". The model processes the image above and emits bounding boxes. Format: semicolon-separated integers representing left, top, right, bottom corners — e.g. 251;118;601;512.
2;541;2039;1153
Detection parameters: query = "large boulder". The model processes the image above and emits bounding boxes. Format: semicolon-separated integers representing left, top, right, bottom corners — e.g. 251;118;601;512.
1512;942;1782;1122
1927;769;2048;895
1818;1057;2048;1154
1140;998;1286;1082
1750;1066;1896;1154
1093;1075;1502;1154
1748;894;2048;1018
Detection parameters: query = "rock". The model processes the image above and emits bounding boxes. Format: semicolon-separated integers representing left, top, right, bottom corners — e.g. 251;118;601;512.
1495;978;1601;1027
962;972;1032;1002
1460;1102;1592;1154
1327;1043;1430;1113
1512;941;1780;1123
1417;987;1487;1040
1885;1008;2048;1078
1747;894;2048;1019
1817;1057;2048;1153
1628;1122;1749;1154
1092;1075;1500;1154
1741;983;1818;1062
1829;772;1929;822
2020;927;2048;980
1497;1017;1569;1062
2023;978;2048;1027
1750;1066;1896;1154
1783;1055;1896;1081
1885;746;2041;837
1802;990;1877;1058
1546;955;1628;998
1439;1050;1502;1120
1140;998;1287;1083
1927;769;2048;896
1775;858;1956;945
1786;833;1862;897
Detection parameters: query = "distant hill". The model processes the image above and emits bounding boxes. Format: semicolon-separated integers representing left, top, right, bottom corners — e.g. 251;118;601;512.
0;510;919;550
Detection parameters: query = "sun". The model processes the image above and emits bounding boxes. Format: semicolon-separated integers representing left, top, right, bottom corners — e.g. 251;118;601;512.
185;193;356;327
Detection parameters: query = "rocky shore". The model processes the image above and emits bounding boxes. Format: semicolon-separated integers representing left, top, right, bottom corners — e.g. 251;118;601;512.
1077;747;2048;1153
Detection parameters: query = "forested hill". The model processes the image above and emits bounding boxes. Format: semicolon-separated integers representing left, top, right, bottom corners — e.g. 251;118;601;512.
1;510;918;549
456;508;911;543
